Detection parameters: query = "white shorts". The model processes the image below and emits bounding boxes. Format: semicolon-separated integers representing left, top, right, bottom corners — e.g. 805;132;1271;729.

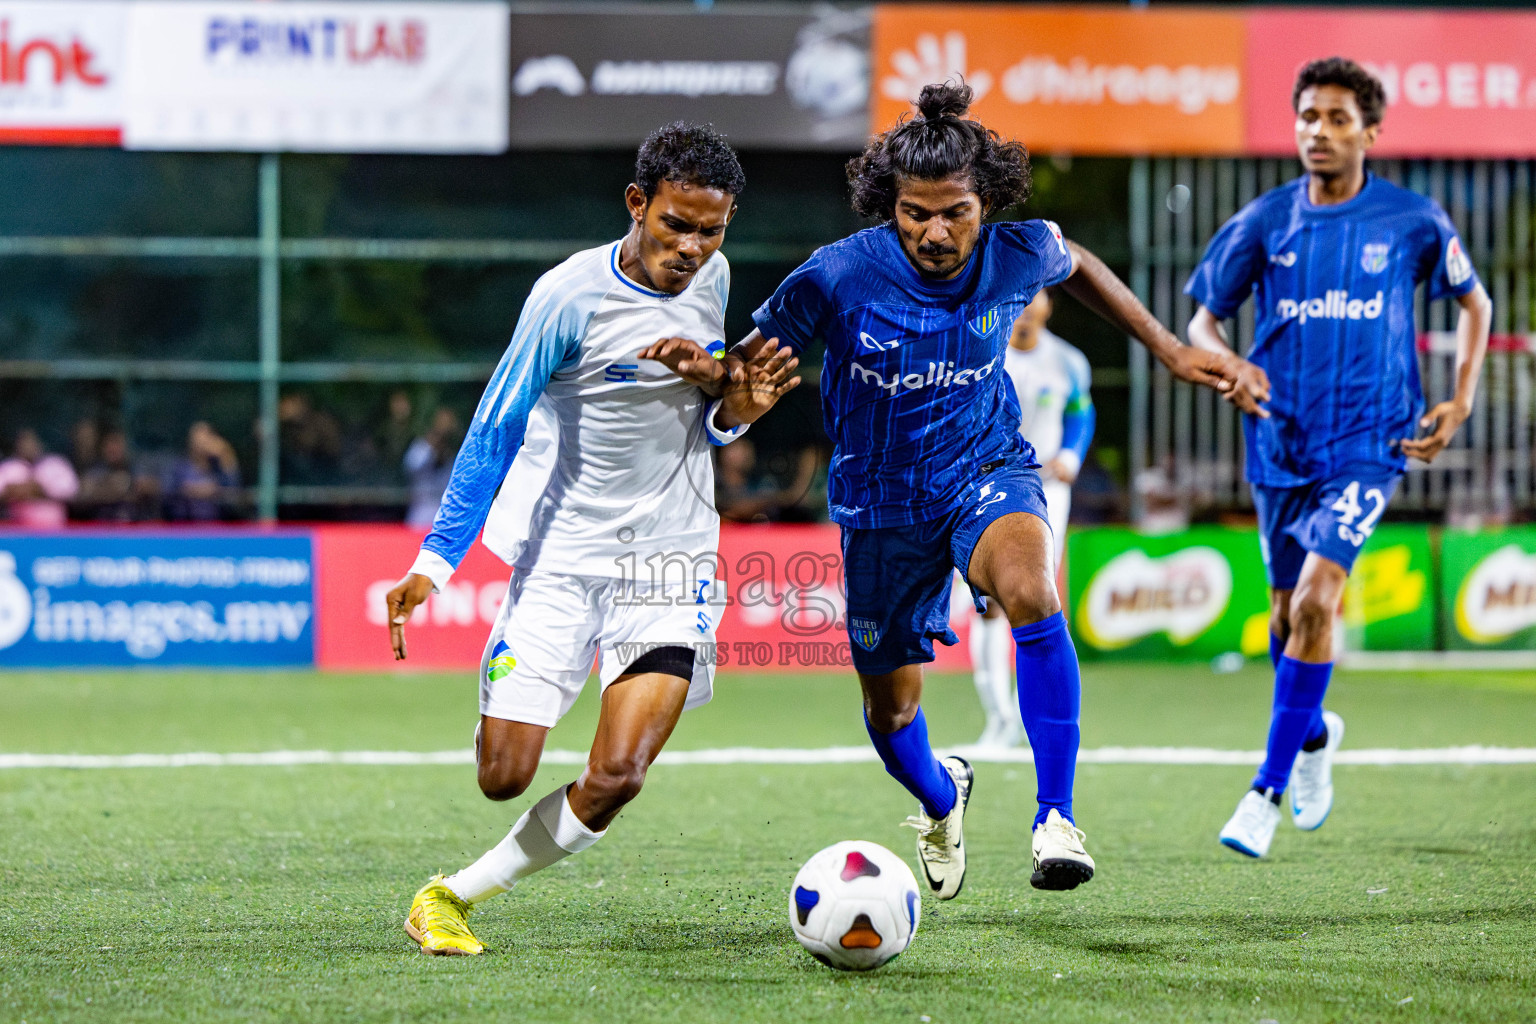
478;568;719;728
1042;478;1072;565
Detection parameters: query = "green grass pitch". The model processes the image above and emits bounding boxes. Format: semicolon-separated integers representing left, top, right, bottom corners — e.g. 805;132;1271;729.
2;664;1533;1023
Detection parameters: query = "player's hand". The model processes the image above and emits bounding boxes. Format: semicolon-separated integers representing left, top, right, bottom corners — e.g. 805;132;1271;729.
1043;456;1079;485
1399;399;1470;463
638;336;729;395
385;572;435;661
1167;346;1271;418
720;337;801;427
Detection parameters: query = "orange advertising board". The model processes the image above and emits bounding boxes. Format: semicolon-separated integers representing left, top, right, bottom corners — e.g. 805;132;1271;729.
871;5;1246;155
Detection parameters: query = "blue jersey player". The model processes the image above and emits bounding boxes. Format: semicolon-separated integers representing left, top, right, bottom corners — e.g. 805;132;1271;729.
1186;58;1491;860
652;82;1261;898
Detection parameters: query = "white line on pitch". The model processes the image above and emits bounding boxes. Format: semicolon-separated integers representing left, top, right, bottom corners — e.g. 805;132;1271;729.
3;745;1536;770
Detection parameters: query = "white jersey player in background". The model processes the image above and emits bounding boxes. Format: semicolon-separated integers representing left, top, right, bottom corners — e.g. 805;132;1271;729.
383;123;799;956
970;287;1095;748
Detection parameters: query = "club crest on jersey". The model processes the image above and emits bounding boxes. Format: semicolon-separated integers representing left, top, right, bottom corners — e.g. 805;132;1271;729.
849;617;882;651
1360;243;1390;275
487;641;518;682
967;308;1000;338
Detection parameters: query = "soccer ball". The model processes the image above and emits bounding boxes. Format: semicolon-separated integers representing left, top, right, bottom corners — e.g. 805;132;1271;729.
789;840;920;971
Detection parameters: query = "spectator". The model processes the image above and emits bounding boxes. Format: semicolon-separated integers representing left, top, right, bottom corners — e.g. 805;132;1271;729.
70;417;99;475
165;422;240;522
404;407;462;528
0;428;80;528
76;429;140;522
278;392;343;485
375;389;417;485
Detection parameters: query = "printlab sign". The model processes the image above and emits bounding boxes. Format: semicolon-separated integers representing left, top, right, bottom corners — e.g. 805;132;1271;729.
0;534;314;666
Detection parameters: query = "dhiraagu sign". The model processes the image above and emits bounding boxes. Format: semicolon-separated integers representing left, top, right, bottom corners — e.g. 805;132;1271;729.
1068;529;1269;660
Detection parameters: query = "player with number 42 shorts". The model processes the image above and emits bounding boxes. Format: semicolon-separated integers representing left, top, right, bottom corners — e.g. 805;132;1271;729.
1185;57;1492;860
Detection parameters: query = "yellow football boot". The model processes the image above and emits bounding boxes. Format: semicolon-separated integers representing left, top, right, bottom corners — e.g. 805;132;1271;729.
404;875;485;956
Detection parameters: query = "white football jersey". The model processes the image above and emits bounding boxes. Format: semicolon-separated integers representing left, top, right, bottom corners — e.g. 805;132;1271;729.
1004;328;1092;465
412;241;732;587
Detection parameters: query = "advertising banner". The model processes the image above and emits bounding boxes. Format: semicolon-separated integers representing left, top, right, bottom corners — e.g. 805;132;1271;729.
0;532;314;666
122;1;509;153
1441;527;1536;651
1245;10;1536;158
506;7;869;149
1067;527;1270;661
1342;525;1435;652
314;522;971;673
871;5;1246;155
0;1;125;145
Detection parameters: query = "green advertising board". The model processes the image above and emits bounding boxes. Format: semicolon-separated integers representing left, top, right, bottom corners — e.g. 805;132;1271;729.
1440;527;1536;651
1342;525;1436;652
1067;528;1271;661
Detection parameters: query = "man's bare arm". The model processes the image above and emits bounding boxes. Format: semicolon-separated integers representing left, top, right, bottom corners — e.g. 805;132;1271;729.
1188;305;1272;418
1062;240;1269;416
1401;283;1492;462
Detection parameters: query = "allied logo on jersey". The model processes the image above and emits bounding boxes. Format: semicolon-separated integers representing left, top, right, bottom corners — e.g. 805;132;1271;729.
967;308;1000;338
1275;290;1383;325
1360;243;1391;275
1268;251;1297;267
849;357;998;397
849;617;882;651
604;363;640;383
1446;236;1473;287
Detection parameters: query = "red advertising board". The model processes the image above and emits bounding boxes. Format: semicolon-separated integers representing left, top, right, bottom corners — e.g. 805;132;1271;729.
314;523;973;673
1245;9;1536;157
0;1;124;145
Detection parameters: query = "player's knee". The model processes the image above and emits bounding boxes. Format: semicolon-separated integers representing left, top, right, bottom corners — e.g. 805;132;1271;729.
996;577;1060;628
477;758;536;801
584;757;649;809
864;699;919;734
1287;591;1334;642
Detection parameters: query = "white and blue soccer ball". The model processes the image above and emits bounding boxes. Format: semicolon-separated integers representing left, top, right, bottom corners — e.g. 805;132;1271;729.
789;840;920;971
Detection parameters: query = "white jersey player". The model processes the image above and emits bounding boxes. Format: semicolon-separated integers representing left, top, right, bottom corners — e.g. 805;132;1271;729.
971;288;1095;747
384;124;799;956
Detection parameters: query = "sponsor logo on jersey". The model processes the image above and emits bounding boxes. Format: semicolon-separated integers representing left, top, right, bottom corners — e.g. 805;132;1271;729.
1445;236;1472;287
1360;242;1390;275
967;308;999;338
848;356;997;396
1275;290;1383;325
487;640;518;681
849;616;881;651
1043;219;1067;256
1268;251;1297;267
857;331;900;353
603;363;640;383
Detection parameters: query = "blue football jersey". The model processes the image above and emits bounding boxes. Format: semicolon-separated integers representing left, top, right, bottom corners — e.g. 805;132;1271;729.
1185;173;1479;488
753;220;1073;528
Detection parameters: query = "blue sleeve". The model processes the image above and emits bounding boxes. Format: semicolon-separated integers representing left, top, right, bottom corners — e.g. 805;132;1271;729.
1059;346;1095;462
1184;204;1266;319
751;253;830;354
1025;219;1074;288
1419;203;1480;302
420;275;587;570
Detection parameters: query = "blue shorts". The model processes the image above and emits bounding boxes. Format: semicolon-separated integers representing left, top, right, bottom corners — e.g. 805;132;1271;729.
840;456;1049;676
1251;471;1402;589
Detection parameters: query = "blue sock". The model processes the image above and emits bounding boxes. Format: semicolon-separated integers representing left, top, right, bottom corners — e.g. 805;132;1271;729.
1253;656;1333;793
864;709;956;819
1271;632;1328;745
1014;612;1080;828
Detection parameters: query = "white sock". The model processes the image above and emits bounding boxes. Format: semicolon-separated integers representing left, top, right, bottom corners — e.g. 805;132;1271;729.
983;614;1017;720
444;786;606;904
970;614;999;722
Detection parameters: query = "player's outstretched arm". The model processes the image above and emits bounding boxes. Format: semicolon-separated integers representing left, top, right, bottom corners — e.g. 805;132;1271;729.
1400;283;1492;463
1062;240;1270;417
715;337;801;429
1188;306;1272;419
639;336;734;397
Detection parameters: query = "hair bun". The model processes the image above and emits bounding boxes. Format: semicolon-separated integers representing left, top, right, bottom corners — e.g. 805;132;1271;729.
916;81;973;120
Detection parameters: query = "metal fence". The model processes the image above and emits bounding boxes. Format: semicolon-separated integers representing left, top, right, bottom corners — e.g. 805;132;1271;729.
1127;157;1536;521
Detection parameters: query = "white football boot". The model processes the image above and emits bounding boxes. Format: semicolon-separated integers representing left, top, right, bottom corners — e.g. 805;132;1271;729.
1031;808;1096;890
903;756;973;900
1289;711;1344;831
1219;789;1282;858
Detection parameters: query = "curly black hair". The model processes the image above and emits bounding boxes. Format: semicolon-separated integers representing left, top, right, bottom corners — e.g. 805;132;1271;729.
1293;57;1386;128
846;81;1030;222
634;121;746;199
